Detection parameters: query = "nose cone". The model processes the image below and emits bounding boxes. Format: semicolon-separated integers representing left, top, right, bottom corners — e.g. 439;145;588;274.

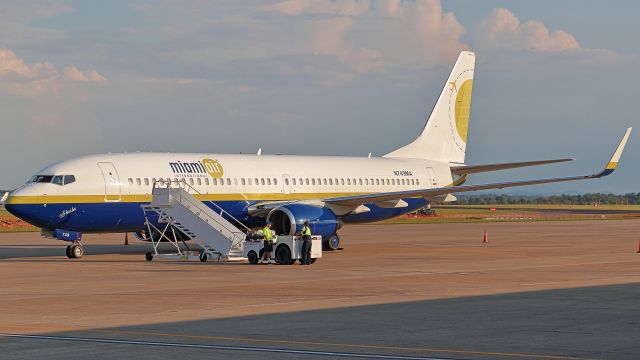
4;189;54;229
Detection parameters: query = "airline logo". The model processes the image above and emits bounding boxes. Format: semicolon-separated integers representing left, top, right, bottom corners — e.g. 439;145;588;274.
169;158;224;179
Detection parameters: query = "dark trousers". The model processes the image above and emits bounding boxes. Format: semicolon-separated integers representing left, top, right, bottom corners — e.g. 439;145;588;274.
301;239;311;264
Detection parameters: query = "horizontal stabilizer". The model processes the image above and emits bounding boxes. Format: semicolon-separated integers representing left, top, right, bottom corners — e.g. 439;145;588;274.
450;158;574;175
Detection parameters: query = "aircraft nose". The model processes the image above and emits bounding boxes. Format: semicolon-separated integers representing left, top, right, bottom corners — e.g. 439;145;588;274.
3;190;53;229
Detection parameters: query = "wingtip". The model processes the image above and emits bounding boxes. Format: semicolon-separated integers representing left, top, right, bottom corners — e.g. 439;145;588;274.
596;128;632;177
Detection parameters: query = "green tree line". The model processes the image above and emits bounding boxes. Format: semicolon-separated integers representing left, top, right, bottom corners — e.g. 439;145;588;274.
453;193;640;205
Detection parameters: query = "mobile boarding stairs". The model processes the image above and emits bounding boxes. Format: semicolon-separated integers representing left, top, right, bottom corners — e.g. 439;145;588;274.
141;180;248;262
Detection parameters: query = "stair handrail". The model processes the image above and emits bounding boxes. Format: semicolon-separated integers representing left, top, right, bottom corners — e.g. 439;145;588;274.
152;179;249;246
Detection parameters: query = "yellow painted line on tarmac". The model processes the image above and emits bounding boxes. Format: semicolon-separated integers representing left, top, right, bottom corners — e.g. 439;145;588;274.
94;328;597;360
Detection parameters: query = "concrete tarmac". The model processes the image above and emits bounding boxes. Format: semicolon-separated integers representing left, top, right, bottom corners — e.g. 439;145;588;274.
1;220;640;359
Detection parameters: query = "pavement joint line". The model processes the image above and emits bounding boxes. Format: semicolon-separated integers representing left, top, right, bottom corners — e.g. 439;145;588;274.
0;333;455;360
93;329;597;360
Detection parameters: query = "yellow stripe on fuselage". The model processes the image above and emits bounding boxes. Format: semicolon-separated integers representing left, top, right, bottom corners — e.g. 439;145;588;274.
4;192;373;205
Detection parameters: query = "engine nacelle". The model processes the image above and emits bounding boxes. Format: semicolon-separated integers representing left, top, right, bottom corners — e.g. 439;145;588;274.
133;229;189;242
267;204;341;239
134;230;151;242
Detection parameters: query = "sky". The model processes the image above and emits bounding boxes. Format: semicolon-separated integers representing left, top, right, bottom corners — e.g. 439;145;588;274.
1;0;638;194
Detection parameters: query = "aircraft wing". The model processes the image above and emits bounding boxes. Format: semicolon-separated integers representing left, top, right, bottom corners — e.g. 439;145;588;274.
325;128;632;207
450;158;574;175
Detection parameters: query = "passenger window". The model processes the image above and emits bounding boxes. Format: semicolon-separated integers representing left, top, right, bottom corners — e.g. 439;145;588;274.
128;178;133;186
273;178;277;186
63;175;76;185
197;178;202;186
220;178;225;186
329;179;333;185
52;176;64;186
341;179;345;185
144;178;150;186
292;178;296;186
401;179;406;185
227;178;231;186
375;179;380;186
205;178;210;186
261;178;265;186
248;178;252;186
267;178;271;186
189;178;194;186
323;178;327;186
411;179;415;186
242;178;246;186
234;178;238;186
285;178;289;185
416;179;420;186
305;178;309;185
359;179;363;185
255;178;259;186
311;179;316;186
347;179;351;185
136;178;142;186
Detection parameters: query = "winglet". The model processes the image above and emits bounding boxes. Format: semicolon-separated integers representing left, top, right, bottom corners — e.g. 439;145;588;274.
597;127;632;177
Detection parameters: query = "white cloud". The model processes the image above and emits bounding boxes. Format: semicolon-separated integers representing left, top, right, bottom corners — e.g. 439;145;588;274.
63;66;108;84
270;0;468;72
0;48;107;96
478;8;579;52
269;0;369;16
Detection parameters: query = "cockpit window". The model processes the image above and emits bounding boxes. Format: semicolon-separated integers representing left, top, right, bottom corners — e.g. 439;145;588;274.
52;176;64;186
30;175;54;183
29;174;76;185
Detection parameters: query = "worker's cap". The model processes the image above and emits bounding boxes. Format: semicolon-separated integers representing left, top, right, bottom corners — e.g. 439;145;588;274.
266;221;272;225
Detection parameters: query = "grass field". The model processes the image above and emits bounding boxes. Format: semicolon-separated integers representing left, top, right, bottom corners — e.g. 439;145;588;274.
438;204;640;211
1;204;639;233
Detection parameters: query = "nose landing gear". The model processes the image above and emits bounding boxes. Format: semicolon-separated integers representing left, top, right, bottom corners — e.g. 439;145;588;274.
65;241;84;259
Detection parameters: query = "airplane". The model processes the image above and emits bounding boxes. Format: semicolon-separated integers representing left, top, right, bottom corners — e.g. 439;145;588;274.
2;51;632;259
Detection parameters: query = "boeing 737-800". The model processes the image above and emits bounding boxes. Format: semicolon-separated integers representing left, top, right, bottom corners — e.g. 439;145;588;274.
2;51;632;258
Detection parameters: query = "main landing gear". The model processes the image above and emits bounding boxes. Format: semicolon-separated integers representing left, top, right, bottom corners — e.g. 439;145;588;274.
323;233;341;251
65;241;84;259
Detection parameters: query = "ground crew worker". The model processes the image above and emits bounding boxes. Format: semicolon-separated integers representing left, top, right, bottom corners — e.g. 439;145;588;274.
260;221;274;264
299;221;312;265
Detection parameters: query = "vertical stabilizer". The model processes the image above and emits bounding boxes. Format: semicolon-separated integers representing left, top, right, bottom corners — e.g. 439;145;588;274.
384;51;475;163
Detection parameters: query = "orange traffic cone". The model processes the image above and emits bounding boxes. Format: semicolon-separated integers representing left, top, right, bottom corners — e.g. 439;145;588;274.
124;232;129;246
482;231;488;244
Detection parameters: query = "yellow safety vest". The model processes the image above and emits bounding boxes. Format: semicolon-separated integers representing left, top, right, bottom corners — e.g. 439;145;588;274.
301;226;311;237
262;227;273;241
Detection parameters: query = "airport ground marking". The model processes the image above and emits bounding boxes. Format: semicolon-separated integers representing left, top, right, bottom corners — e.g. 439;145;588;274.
93;328;597;360
0;333;456;360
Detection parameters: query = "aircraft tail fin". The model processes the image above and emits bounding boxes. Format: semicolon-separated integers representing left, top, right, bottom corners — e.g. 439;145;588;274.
384;51;475;163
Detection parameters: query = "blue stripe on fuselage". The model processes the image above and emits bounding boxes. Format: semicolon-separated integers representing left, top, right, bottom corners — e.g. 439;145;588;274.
5;198;427;232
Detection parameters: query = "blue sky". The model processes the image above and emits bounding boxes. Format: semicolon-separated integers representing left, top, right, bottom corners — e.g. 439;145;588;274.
1;0;638;193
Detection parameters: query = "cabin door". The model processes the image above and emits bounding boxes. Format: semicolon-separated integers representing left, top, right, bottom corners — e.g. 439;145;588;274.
425;167;438;188
98;162;122;202
282;174;292;194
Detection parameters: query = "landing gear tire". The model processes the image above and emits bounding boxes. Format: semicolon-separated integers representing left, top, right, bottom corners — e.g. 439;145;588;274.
70;244;84;259
145;252;154;262
275;244;291;265
247;251;258;265
199;252;208;263
65;245;73;259
323;234;340;251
